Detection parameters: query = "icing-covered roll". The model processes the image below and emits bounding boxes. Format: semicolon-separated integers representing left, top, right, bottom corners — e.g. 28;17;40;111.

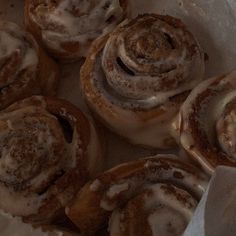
173;71;236;175
80;14;205;149
0;96;102;224
66;155;208;235
0;21;59;109
24;0;128;61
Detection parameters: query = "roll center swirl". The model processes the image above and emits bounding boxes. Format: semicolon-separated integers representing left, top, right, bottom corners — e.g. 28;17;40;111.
216;101;236;160
100;14;204;108
0;108;67;191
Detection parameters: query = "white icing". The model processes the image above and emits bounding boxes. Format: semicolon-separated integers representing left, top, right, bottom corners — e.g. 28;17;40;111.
91;54;182;148
108;209;124;235
32;0;124;56
0;31;22;58
21;47;38;70
146;184;196;236
171;112;182;142
107;182;129;198
146;184;197;221
48;0;122;36
180;71;236;139
179;70;236;174
100;156;207;215
0;21;38;76
109;183;197;236
100;199;116;211
0;122;62;215
90;179;102;192
144;160;155;169
216;106;236;160
202;91;236;143
0;99;76;219
100;15;204;107
147;208;187;235
0;184;45;216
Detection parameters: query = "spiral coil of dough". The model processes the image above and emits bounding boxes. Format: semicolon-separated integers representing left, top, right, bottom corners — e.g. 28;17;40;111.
0;96;102;224
0;21;59;109
81;14;205;148
100;14;204;108
66;155;208;235
174;70;236;175
25;0;127;60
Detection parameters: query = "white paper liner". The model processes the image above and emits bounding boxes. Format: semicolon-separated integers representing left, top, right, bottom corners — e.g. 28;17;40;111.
184;166;236;236
0;210;64;236
0;0;236;235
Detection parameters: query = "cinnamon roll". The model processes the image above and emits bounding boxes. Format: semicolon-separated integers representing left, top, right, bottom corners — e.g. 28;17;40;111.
173;70;236;175
24;0;128;61
80;14;205;149
0;96;102;224
0;21;59;109
66;154;208;235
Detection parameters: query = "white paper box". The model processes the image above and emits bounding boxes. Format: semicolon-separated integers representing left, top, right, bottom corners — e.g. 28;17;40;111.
0;0;235;235
184;166;236;236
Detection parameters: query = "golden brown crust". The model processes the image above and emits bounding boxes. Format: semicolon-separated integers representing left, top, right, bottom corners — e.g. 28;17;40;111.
24;0;128;61
0;96;102;225
0;21;59;110
66;155;208;235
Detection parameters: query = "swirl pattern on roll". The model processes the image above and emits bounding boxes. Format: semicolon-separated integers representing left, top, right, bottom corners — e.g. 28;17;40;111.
174;70;236;174
101;14;204;108
81;14;205;148
0;21;59;109
25;0;127;60
66;155;208;235
0;96;101;224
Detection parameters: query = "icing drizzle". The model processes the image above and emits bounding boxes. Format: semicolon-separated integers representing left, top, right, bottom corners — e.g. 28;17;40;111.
179;70;236;173
31;0;124;55
0;21;38;89
92;14;204;109
0;96;84;222
82;155;208;235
